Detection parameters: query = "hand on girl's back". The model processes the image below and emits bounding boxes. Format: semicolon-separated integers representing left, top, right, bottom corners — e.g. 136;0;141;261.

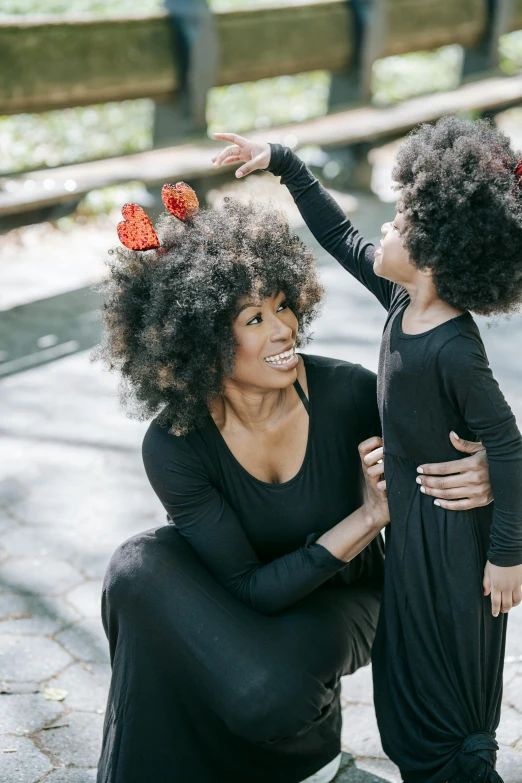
483;561;522;617
212;132;271;178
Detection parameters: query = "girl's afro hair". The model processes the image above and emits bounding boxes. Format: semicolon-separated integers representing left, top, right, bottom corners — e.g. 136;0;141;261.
94;197;323;435
392;115;522;315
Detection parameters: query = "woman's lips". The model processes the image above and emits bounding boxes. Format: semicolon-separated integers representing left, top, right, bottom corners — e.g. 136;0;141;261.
265;353;299;372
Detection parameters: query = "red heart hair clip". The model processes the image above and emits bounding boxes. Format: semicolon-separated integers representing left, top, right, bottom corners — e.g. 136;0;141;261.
117;182;199;251
162;182;199;221
117;204;160;251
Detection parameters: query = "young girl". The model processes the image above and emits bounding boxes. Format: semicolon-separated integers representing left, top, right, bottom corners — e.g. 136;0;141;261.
213;116;522;782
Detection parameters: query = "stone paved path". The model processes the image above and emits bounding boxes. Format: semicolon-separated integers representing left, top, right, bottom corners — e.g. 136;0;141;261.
1;190;522;782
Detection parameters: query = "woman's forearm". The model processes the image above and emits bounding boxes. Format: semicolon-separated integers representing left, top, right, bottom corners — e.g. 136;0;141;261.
316;504;386;563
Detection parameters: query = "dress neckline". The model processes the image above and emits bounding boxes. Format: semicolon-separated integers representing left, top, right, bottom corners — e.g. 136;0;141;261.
396;305;471;340
207;353;313;489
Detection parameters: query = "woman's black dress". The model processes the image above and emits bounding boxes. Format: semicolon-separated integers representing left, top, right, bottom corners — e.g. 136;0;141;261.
266;144;522;783
97;354;385;783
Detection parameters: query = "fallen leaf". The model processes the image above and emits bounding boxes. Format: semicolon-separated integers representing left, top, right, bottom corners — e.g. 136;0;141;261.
42;687;68;702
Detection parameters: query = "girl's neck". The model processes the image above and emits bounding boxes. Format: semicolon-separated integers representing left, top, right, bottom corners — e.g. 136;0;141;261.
401;282;465;336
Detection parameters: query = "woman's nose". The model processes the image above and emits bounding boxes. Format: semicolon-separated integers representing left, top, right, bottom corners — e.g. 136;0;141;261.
270;320;293;342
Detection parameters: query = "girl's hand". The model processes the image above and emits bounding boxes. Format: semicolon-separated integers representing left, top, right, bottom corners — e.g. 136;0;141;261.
483;561;522;616
415;432;492;510
358;436;390;530
212;132;271;178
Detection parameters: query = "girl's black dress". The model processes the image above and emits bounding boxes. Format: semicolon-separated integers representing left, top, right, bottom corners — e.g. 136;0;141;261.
97;354;385;783
266;144;522;783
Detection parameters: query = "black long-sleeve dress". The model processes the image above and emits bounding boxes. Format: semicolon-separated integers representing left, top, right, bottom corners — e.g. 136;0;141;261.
266;144;522;783
97;355;385;783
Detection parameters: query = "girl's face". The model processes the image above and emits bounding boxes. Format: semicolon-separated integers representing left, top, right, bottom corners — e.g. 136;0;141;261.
373;211;414;283
231;290;299;390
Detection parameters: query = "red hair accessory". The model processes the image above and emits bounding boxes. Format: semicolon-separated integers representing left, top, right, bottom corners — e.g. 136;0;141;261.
161;182;199;221
117;182;199;251
117;204;160;251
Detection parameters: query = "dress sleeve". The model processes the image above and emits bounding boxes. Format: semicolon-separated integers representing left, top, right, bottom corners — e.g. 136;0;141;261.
266;143;396;310
438;335;522;567
142;422;350;615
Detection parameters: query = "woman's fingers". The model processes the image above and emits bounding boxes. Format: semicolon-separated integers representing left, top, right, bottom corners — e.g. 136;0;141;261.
366;463;385;480
418;483;489;504
417;449;485;476
358;436;382;457
448;431;485;454
513;585;522;607
377;480;386;493
363;446;383;467
416;471;476;491
432;497;485;511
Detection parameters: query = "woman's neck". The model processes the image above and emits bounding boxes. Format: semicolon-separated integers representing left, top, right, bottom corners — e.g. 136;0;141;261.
209;383;291;433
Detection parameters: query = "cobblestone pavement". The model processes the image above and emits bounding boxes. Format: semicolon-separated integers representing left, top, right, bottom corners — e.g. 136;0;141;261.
1;188;522;782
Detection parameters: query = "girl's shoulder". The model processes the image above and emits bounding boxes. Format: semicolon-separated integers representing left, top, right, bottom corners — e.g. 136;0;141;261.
301;353;376;389
302;353;378;431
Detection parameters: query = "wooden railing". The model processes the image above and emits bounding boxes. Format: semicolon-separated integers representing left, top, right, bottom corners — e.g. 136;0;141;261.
2;0;521;116
1;0;522;229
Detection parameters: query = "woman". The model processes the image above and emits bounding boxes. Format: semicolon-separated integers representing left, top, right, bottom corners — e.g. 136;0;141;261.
96;192;492;783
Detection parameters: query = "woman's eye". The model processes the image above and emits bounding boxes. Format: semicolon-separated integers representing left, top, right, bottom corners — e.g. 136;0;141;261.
277;301;288;311
246;313;262;325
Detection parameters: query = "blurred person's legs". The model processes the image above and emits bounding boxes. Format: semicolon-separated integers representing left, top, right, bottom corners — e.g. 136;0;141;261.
96;524;381;783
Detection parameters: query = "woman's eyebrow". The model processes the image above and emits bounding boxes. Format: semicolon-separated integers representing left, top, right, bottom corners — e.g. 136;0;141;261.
238;302;260;314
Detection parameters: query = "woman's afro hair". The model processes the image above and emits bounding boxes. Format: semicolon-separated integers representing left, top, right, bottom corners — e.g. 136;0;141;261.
392;115;522;315
94;197;323;435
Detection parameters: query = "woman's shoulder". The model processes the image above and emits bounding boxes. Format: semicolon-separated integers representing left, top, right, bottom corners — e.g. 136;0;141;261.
142;417;209;479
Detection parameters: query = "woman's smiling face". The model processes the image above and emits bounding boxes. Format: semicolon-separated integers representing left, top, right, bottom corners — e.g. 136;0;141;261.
231;290;299;389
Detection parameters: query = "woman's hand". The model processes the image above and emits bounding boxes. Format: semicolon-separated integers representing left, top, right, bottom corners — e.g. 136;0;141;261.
484;561;522;616
415;431;492;510
212;132;271;178
359;436;389;530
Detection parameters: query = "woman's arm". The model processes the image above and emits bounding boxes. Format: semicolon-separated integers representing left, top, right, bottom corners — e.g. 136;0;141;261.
142;420;387;616
212;133;397;310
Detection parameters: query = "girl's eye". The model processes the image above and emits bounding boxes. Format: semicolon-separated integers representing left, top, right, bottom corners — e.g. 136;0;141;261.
277;300;288;312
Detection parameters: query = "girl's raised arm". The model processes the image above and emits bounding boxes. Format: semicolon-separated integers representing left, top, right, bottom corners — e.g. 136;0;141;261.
213;133;397;310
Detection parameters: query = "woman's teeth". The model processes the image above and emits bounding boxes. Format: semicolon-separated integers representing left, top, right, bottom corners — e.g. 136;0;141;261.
264;347;295;365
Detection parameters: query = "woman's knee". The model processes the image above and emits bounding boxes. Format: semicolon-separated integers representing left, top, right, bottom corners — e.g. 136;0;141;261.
103;526;177;612
223;668;337;745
